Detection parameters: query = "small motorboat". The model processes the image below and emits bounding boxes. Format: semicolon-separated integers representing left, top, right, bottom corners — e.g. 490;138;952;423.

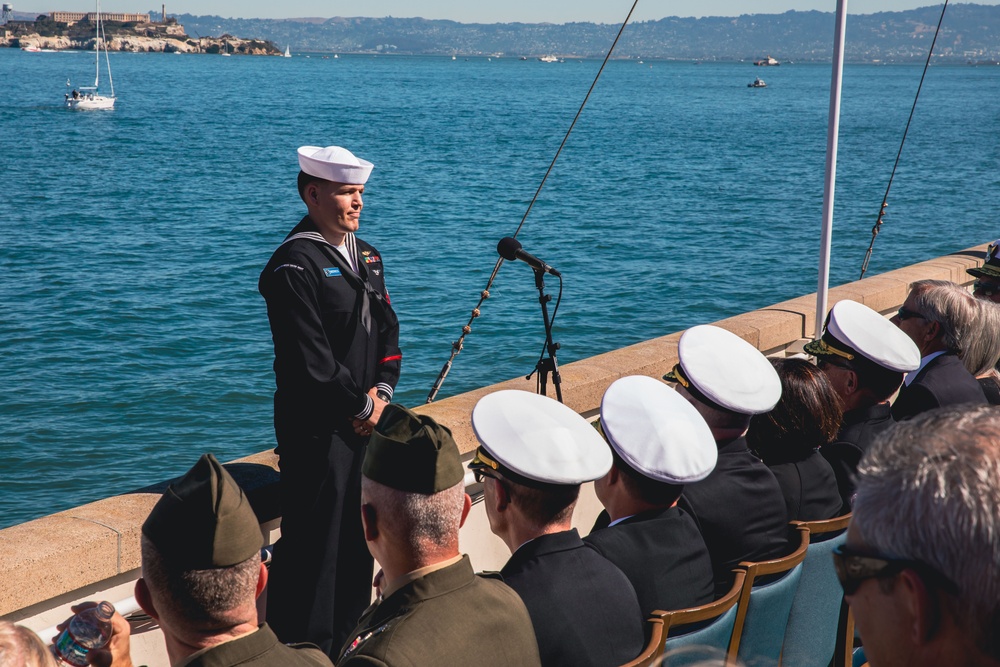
748;77;767;88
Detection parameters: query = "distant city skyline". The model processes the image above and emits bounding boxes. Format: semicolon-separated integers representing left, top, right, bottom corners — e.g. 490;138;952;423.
13;0;998;22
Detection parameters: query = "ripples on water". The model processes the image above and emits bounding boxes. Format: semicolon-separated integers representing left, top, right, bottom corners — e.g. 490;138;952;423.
1;50;997;528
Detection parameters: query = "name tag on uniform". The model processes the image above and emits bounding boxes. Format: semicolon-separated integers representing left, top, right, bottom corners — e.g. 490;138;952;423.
323;267;342;278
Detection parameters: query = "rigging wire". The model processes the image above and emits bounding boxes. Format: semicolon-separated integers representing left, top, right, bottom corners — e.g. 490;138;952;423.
859;0;950;280
425;0;641;403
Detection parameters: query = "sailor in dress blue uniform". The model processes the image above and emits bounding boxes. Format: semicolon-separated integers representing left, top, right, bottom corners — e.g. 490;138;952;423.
470;390;645;667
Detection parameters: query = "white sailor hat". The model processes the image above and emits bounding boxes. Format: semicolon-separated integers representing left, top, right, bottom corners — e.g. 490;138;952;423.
663;324;781;415
805;300;920;372
297;145;374;184
600;376;717;484
470;390;612;486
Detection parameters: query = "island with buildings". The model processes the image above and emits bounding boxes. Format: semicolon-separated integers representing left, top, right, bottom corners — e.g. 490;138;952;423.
1;6;281;54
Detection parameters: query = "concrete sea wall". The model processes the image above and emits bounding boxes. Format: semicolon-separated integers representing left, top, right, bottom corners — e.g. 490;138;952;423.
0;242;988;659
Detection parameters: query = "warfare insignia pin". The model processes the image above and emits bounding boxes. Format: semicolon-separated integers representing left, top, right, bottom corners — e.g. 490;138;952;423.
362;250;371;256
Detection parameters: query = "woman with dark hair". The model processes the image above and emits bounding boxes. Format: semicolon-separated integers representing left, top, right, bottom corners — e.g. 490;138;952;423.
747;358;844;521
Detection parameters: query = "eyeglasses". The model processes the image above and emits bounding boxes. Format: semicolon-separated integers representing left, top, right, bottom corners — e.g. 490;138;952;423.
974;279;1000;297
831;544;956;596
472;467;500;484
895;306;927;321
817;357;853;372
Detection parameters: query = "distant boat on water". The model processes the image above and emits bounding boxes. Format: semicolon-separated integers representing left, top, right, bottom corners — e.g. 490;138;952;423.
538;54;558;63
754;55;780;66
748;77;767;88
284;45;291;58
65;0;115;110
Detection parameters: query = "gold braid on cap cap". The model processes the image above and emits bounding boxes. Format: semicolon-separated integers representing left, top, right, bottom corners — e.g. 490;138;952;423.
470;447;500;471
672;363;691;388
805;337;855;361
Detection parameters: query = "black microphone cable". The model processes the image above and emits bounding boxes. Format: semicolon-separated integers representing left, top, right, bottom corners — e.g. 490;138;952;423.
425;0;641;403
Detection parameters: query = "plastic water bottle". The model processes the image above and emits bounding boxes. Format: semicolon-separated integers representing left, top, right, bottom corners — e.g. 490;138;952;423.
52;601;115;666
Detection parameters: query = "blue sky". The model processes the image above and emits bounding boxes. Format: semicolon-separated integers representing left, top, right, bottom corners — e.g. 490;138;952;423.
18;0;995;21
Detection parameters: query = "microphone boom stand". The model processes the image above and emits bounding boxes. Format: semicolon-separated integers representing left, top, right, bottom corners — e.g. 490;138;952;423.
529;267;563;403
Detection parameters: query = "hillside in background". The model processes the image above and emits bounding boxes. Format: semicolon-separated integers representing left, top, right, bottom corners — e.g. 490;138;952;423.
7;4;999;61
166;4;1000;61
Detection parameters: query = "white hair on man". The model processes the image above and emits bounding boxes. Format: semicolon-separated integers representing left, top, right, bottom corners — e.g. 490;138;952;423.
909;279;982;355
853;405;1000;659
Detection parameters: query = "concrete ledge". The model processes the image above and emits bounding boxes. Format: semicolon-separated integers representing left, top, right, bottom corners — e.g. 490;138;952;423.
0;242;988;618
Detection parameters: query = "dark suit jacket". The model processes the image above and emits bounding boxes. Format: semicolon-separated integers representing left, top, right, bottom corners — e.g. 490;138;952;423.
766;450;843;522
584;507;715;617
501;529;644;667
338;556;541;667
187;623;331;667
679;437;790;595
822;402;895;512
891;352;986;421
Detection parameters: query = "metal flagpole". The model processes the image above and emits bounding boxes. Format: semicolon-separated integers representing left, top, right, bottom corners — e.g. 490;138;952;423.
815;0;849;338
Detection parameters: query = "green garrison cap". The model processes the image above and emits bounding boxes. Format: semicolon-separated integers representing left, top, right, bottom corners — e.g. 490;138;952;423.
363;404;464;494
142;454;262;570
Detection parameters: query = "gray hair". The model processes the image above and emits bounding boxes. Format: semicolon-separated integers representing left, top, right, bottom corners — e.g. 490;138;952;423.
361;477;464;558
0;621;57;667
141;535;260;630
910;280;981;354
853;405;1000;659
961;298;1000;376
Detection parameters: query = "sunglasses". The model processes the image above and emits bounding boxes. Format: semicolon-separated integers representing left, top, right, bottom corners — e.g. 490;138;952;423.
471;467;500;484
831;544;956;596
895;306;927;321
974;279;1000;297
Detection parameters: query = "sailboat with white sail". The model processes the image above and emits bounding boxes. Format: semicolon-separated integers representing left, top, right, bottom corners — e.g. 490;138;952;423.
65;0;115;110
284;45;291;58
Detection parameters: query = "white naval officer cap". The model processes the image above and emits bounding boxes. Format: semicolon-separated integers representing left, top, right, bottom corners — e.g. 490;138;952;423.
297;145;374;184
600;375;717;484
663;324;782;415
470;390;612;486
805;299;921;372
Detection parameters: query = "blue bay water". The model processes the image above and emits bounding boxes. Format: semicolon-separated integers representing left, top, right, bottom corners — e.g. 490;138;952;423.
1;50;997;529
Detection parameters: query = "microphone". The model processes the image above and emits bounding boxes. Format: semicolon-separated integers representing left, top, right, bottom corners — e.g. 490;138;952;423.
497;237;562;277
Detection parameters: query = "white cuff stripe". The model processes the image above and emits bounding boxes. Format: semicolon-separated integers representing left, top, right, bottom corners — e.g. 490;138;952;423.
354;395;374;421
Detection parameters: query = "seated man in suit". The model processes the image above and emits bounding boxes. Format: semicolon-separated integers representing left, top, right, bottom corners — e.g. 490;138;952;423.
890;280;986;420
470;390;645;667
807;299;921;510
842;405;1000;667
338;404;541;666
664;325;791;595
586;375;717;616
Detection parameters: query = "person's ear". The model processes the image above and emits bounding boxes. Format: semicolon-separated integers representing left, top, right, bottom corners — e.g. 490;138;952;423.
924;320;942;345
361;503;379;541
493;479;511;512
134;578;159;621
459;493;472;528
306;183;319;206
898;569;939;645
255;561;269;599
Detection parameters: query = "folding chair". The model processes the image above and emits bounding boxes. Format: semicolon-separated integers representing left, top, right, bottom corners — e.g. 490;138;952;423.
728;525;810;665
619;570;747;667
781;513;852;667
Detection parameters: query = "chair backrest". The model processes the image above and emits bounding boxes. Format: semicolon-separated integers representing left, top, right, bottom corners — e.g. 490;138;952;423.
728;525;811;665
619;618;665;667
639;570;746;667
781;514;853;667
